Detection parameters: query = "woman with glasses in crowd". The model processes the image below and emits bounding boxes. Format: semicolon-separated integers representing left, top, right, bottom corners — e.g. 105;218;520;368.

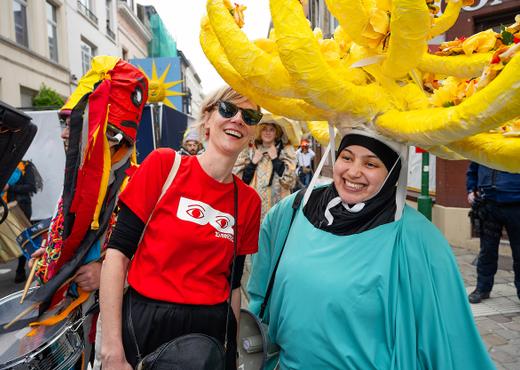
100;86;262;370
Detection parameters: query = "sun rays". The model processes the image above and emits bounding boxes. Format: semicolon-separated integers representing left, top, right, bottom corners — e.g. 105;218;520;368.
139;60;184;109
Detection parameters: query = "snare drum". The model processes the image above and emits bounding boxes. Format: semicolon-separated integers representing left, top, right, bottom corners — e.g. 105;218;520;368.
0;289;84;370
0;202;31;263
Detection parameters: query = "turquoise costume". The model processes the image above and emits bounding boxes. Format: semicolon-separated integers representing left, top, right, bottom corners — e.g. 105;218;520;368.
248;193;495;370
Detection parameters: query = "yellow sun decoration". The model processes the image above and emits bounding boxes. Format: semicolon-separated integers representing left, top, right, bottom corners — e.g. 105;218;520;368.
139;60;184;109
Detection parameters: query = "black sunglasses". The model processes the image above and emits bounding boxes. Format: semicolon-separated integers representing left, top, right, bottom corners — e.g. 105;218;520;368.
217;100;263;126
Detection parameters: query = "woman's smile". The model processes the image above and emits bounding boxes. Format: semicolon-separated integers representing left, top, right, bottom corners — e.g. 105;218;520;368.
333;145;388;204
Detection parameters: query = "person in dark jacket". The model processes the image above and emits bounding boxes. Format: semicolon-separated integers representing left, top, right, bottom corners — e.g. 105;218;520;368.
5;160;42;283
466;162;520;303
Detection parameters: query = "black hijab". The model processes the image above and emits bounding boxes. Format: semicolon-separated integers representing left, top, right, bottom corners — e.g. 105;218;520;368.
303;134;401;236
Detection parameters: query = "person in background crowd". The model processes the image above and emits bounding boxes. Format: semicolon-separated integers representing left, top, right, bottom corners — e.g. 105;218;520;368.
234;116;297;220
178;125;205;156
248;130;495;369
295;139;315;188
100;86;262;370
466;162;520;304
4;160;42;283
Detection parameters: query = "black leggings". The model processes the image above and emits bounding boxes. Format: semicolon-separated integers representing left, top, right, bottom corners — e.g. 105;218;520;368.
122;287;237;370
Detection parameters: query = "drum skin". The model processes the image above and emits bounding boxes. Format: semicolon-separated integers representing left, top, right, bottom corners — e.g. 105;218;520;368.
0;289;83;370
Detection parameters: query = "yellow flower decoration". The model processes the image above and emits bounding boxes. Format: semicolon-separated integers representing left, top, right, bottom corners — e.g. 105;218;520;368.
362;8;390;49
462;29;498;55
333;26;353;56
224;0;246;28
430;77;467;107
437;38;465;56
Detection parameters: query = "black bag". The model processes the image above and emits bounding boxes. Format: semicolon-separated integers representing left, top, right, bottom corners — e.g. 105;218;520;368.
136;334;225;370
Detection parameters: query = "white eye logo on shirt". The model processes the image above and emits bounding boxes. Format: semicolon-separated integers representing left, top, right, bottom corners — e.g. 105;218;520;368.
177;197;235;235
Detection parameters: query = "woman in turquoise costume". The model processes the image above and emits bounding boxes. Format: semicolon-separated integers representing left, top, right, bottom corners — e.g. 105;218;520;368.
247;129;495;370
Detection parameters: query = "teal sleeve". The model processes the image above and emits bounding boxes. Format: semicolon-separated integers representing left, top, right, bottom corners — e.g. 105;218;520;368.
406;216;496;370
247;194;297;370
247;193;296;319
248;206;275;317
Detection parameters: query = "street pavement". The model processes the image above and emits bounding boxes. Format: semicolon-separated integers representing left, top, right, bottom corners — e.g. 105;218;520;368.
0;246;519;368
454;247;520;370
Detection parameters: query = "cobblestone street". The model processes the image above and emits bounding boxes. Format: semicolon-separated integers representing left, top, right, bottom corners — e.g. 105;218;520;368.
454;247;520;370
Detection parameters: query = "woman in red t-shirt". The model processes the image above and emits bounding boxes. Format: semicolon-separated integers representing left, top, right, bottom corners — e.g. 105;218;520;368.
99;86;262;370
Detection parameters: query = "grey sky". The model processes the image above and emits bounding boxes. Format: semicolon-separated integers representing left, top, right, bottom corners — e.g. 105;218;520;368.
139;0;271;94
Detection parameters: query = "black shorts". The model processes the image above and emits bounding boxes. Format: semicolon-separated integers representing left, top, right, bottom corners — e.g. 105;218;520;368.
122;287;237;370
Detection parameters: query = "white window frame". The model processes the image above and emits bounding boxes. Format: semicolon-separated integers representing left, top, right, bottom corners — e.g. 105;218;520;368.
13;0;28;47
47;2;58;62
81;40;95;75
106;0;115;39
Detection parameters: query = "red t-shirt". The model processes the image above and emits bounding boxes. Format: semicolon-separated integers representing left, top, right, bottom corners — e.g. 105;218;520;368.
119;148;261;305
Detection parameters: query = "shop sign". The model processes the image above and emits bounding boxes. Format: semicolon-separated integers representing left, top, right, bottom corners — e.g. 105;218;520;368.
463;0;504;12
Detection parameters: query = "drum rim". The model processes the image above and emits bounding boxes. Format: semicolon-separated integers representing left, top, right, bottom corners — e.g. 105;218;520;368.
0;316;84;369
0;289;84;369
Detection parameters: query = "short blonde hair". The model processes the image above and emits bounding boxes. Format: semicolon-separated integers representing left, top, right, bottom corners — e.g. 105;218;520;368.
195;86;258;140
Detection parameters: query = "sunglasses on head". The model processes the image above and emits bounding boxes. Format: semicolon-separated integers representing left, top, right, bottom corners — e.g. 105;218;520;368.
217;100;263;126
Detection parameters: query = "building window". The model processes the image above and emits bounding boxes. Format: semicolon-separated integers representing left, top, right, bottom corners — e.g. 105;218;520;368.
81;40;95;75
106;0;115;39
47;2;58;62
475;9;520;33
77;0;98;25
126;0;135;11
20;86;37;108
122;47;128;61
309;0;320;28
182;86;192;115
13;0;28;47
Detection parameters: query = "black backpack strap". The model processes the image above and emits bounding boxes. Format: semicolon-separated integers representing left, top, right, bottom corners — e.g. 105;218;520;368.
259;188;306;319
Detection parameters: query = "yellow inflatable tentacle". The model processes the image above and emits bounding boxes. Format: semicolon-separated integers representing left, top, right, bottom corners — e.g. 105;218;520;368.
423;145;466;160
307;120;342;148
429;0;464;38
418;52;493;79
381;0;431;78
308;121;331;146
447;133;520;173
375;53;520;145
270;0;389;119
362;64;408;110
200;17;332;121
324;0;373;47
207;0;298;98
319;39;368;85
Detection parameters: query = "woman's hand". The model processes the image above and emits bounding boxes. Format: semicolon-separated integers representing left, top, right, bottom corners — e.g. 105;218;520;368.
252;149;263;165
101;349;132;370
267;145;278;160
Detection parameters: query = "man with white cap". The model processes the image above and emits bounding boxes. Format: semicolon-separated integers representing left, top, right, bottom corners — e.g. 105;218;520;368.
178;126;204;156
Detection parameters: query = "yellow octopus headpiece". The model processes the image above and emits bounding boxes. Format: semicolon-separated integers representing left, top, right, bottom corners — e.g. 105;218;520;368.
201;0;520;173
